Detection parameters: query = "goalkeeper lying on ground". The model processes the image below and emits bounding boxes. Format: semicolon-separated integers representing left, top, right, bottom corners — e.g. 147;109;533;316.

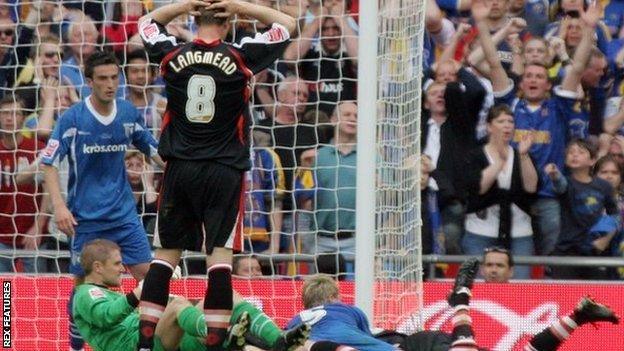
72;239;308;351
289;259;619;351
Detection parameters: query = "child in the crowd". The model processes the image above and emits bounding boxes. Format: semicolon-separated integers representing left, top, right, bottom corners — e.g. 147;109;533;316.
593;155;624;278
546;140;620;279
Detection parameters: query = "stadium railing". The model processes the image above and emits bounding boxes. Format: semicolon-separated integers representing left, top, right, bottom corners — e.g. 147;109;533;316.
4;249;623;280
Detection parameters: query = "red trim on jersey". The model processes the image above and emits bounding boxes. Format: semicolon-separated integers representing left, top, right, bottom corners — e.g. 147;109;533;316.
161;109;172;135
192;38;221;48
226;46;253;80
236;114;245;144
156;162;167;214
160;46;184;76
232;175;245;253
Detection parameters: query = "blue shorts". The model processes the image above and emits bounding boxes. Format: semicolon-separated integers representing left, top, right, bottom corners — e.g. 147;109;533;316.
70;219;152;276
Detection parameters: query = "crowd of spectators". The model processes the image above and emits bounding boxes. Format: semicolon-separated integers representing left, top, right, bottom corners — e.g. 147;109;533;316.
420;0;624;280
0;0;622;280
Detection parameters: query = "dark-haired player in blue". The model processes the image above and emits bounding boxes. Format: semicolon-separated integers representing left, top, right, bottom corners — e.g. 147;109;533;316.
40;50;163;351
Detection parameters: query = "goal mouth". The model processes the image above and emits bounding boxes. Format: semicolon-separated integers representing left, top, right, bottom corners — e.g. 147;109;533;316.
2;0;427;348
355;0;427;333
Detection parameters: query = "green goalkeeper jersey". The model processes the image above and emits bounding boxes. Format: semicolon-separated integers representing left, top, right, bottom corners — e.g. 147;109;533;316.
72;283;139;351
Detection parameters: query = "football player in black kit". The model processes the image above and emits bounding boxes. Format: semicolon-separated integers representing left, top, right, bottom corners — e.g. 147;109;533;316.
377;259;619;351
135;1;296;350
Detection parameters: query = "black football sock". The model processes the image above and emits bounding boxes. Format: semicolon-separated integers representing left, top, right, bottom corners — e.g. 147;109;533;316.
525;315;577;351
450;305;478;351
137;260;174;350
203;263;233;348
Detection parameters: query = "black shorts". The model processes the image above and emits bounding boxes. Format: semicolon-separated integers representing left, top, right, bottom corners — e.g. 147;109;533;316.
398;331;452;351
156;159;243;254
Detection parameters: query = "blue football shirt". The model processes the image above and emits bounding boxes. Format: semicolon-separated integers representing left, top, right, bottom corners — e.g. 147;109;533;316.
288;303;396;351
41;97;158;232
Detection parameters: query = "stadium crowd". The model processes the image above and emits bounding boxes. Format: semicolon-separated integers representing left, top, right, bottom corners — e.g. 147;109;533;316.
0;0;623;280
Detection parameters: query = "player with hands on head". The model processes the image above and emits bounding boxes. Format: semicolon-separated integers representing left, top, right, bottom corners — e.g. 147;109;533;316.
136;1;296;350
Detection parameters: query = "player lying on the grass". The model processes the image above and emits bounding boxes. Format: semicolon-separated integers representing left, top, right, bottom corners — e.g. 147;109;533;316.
287;271;488;351
72;239;308;351
399;259;620;351
290;259;620;351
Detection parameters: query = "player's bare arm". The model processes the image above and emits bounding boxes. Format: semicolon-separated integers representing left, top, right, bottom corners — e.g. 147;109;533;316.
42;164;77;236
206;0;297;35
139;0;211;27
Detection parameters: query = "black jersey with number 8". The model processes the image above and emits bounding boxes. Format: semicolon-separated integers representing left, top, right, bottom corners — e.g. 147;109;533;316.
140;19;290;170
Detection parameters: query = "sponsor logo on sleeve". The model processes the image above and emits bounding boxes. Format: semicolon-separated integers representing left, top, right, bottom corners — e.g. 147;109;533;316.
262;26;287;43
88;287;105;300
124;123;135;138
143;24;158;39
139;19;160;41
42;139;59;159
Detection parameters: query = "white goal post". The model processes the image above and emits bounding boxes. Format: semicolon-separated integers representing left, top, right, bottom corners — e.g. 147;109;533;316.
355;0;426;332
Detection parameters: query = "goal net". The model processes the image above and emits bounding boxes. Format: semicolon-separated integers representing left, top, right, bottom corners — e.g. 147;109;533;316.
371;0;425;333
1;0;425;349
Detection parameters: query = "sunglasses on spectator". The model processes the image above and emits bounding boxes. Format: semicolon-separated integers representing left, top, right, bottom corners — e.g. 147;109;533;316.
0;29;13;37
483;246;510;254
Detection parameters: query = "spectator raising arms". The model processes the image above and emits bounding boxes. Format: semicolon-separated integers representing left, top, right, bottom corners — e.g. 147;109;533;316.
422;70;486;254
473;0;599;255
